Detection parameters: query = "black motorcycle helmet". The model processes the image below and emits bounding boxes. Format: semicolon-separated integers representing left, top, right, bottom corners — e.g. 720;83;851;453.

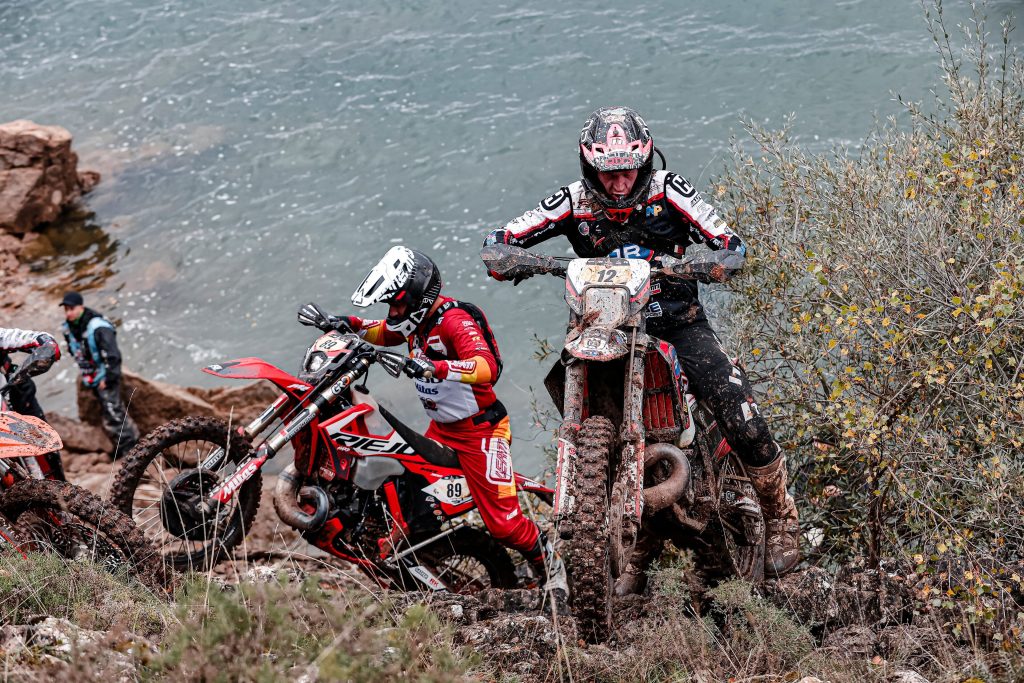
351;246;443;336
579;106;655;222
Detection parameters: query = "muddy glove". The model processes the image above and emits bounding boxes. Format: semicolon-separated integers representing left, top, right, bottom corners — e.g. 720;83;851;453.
403;357;436;380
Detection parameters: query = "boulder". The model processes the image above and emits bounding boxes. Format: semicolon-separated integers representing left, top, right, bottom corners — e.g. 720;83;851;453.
76;368;278;436
0;120;99;234
77;369;216;436
46;412;112;453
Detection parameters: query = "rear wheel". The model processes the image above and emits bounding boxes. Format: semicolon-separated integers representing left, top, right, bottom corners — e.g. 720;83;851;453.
1;479;170;593
109;416;261;571
716;454;765;583
398;527;516;593
561;415;614;643
692;409;765;583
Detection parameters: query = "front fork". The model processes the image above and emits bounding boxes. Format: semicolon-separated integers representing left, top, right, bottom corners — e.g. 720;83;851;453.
553;362;585;522
207;360;368;506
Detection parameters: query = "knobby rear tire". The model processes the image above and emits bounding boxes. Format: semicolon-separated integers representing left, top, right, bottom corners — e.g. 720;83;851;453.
109;415;261;572
1;478;171;594
561;415;615;643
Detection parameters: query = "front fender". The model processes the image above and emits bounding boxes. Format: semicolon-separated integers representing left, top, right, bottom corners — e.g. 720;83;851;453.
203;358;311;400
563;326;630;362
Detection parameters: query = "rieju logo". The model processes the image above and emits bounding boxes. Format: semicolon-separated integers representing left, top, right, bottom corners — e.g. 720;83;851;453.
331;431;417;456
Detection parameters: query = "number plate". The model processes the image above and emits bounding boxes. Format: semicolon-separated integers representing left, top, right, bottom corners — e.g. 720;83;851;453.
580;264;631;285
422;476;473;506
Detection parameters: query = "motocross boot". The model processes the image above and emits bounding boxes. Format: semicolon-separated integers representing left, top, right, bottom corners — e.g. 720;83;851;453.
745;452;800;577
614;532;664;596
528;532;569;614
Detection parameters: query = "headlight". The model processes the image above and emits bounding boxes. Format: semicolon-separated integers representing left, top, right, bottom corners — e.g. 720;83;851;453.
303;349;328;374
583;288;629;327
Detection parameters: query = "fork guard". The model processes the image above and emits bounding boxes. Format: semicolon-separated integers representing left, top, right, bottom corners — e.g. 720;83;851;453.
643;443;691;513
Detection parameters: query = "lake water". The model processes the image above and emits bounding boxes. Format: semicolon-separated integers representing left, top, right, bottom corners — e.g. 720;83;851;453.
2;0;1018;475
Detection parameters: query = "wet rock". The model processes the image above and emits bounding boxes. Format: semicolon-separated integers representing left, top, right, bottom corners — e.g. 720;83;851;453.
0;120;99;234
47;412;113;453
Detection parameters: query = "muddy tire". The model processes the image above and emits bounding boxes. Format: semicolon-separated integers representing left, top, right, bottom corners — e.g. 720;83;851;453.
1;479;170;593
715;454;765;583
109;416;261;572
692;408;766;583
561;415;614;643
398;527;517;593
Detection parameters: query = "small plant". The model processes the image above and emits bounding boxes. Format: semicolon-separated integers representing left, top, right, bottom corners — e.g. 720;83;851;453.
145;574;473;682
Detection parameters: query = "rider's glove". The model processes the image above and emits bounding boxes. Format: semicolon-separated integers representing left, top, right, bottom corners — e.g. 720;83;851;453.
298;303;358;333
403;357;436;380
325;315;357;333
511;270;533;286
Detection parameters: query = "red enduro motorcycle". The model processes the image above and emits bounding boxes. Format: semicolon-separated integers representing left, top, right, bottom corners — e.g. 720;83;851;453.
111;313;554;592
0;361;167;592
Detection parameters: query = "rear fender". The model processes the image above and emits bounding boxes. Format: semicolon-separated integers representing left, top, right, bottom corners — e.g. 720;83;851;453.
203;358;312;401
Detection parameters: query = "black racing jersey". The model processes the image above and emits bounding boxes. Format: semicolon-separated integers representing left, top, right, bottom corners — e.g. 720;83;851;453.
484;170;746;331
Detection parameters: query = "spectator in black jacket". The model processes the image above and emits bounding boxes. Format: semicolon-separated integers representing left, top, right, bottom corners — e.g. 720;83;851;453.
60;292;139;457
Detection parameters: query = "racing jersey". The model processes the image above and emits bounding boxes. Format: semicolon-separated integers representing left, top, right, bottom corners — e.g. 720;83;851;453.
484;170;746;331
349;295;500;424
0;328;60;381
0;328;56;353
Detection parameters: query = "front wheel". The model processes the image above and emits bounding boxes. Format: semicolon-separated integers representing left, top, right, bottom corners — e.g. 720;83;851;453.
560;415;615;643
1;479;170;593
397;527;517;593
109;416;262;571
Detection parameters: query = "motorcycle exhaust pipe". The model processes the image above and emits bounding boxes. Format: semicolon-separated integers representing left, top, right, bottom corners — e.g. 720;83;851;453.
642;443;692;513
274;463;331;531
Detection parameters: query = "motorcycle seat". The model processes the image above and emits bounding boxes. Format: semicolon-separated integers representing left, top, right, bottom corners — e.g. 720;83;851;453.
377;405;460;469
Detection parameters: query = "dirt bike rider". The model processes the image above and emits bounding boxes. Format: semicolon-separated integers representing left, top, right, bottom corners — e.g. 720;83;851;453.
482;106;800;582
303;246;568;600
0;327;65;480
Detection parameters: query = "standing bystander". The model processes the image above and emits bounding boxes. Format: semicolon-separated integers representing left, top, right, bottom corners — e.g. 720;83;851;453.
60;291;140;458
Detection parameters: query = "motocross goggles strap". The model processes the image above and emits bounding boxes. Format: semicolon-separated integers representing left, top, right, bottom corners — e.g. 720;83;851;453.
420;300;504;382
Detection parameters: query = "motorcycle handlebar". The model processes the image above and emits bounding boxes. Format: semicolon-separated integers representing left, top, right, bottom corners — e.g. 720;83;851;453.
479;244;744;284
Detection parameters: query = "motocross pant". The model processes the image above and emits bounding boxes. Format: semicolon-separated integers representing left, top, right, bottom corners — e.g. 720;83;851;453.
425;410;541;558
93;379;140;458
660;320;778;468
7;379;65;480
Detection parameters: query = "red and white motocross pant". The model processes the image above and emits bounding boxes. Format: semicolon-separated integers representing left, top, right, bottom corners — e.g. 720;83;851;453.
425;414;540;558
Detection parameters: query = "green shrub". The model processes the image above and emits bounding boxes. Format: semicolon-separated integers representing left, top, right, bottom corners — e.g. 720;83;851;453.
0;551;170;635
716;0;1024;618
145;574;473;682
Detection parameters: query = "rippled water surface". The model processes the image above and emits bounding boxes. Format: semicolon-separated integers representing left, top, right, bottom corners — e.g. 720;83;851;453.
2;0;1017;473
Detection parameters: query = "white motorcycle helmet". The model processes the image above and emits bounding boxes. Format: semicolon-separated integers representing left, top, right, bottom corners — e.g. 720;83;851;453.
351;246;442;336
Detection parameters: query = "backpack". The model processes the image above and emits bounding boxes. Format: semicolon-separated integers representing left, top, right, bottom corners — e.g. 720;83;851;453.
424;299;504;382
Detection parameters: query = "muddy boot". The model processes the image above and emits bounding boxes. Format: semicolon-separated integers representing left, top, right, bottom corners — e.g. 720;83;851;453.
615;532;664;596
528;532;569;614
746;454;800;577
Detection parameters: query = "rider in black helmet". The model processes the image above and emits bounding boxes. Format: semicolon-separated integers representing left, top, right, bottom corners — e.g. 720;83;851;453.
483;106;800;586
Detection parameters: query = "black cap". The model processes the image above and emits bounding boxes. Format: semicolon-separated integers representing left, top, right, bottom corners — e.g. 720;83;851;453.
59;291;84;307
